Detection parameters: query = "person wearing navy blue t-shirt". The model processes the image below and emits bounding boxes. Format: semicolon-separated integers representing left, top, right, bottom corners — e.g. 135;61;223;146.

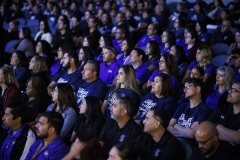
47;50;81;95
168;78;211;140
136;73;178;121
75;60;108;107
101;65;141;118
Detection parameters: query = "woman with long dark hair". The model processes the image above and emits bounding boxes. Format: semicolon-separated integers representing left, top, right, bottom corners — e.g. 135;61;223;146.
13;27;35;58
137;73;178;121
47;83;78;141
71;96;105;142
78;46;92;72
34;18;53;44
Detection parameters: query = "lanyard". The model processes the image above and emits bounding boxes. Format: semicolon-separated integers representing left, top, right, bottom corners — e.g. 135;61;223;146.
31;142;46;160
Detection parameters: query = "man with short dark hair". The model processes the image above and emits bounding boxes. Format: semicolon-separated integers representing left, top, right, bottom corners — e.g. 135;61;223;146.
99;96;142;158
47;50;81;95
168;78;211;139
225;49;240;81
208;80;240;159
112;27;126;54
74;60;108;107
0;104;36;160
135;23;161;49
129;48;151;86
100;46;120;86
136;108;184;160
25;111;69;160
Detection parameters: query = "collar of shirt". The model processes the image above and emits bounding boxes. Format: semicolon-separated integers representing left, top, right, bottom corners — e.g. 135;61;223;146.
8;123;27;138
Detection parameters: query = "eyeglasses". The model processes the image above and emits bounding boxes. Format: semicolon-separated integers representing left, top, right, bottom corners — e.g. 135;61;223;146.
184;84;194;90
159;60;165;64
197;135;214;145
229;88;240;94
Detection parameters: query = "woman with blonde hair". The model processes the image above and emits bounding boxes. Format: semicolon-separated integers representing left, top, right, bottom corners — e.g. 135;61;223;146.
0;67;20;120
101;65;141;118
182;44;215;84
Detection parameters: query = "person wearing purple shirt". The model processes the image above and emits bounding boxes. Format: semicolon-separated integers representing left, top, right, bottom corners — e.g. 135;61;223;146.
116;38;133;66
0;105;36;160
145;40;160;73
196;22;210;44
100;47;120;86
112;27;126;54
172;17;185;41
145;54;180;96
50;44;68;77
184;29;199;64
75;60;108;107
47;50;81;95
129;48;151;86
136;23;161;50
182;44;215;84
206;66;235;110
136;73;178;121
25;112;69;160
159;30;176;55
168;78;211;140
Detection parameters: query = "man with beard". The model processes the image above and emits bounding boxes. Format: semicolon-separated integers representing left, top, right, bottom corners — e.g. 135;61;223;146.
168;78;211;140
0;104;36;160
192;121;234;160
25;112;69;160
208;80;240;160
47;50;81;95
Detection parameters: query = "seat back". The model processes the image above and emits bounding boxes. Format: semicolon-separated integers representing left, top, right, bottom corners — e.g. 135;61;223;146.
211;43;229;56
4;40;19;52
177;138;194;160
